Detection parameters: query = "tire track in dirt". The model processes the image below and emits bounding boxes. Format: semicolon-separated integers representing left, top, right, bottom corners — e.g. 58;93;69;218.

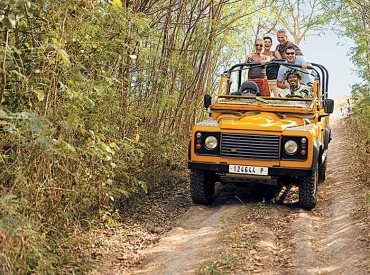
288;118;369;274
131;204;242;275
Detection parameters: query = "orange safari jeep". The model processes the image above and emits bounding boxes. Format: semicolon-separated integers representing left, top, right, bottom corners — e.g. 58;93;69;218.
188;61;334;210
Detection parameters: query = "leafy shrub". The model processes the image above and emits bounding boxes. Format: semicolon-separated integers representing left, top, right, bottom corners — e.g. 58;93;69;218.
0;107;147;272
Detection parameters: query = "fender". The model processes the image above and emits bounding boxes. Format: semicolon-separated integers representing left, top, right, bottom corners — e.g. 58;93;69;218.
324;125;332;149
312;138;320;168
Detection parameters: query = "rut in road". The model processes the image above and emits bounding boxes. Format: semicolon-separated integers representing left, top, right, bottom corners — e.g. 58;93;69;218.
131;205;243;275
97;118;368;275
288;118;369;274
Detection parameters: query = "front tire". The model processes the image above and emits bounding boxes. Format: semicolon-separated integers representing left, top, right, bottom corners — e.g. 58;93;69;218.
190;169;215;205
299;166;318;210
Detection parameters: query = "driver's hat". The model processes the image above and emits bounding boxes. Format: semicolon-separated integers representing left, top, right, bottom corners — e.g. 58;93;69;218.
284;69;302;80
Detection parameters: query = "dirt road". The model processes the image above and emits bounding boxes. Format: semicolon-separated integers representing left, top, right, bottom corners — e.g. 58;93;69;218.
92;118;369;274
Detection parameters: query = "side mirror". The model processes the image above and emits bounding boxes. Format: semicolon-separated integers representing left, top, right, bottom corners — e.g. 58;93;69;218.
204;94;212;109
324;99;334;114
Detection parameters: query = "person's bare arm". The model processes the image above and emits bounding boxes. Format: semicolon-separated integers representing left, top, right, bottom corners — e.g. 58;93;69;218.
246;55;253;63
274;50;282;59
277;80;289;89
301;62;311;69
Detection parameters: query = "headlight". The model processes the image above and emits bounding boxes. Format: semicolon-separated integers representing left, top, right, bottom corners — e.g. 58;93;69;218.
205;136;218;150
284;140;298;155
194;132;220;156
281;136;308;160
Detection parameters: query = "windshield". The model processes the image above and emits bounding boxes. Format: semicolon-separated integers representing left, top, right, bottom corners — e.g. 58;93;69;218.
217;95;314;110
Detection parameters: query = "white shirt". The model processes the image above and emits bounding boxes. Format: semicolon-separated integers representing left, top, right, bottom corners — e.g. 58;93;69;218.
277;56;314;84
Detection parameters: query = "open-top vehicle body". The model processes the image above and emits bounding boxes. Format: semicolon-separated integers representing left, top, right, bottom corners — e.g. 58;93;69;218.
188;61;334;210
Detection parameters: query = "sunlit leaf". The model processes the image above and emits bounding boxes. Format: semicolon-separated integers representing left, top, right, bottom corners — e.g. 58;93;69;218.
112;0;122;8
57;48;71;68
2;16;16;28
33;90;45;101
3;194;19;200
104;155;112;161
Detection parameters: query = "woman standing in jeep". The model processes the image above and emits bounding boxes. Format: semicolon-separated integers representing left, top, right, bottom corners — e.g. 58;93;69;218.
246;38;270;96
262;36;283;97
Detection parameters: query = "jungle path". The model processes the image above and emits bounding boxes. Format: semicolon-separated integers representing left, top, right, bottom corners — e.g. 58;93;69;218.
93;118;369;275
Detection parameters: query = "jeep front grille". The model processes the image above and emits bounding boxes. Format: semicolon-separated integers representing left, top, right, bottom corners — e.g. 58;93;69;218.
221;133;280;160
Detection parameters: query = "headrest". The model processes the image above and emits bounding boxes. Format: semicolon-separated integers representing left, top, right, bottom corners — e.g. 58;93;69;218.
238;81;260;96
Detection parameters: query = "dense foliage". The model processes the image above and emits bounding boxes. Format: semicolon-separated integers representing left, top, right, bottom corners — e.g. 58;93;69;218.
0;0;368;273
0;0;257;272
324;0;370;196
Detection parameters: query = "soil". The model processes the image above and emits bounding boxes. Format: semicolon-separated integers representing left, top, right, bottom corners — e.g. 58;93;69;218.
90;117;370;275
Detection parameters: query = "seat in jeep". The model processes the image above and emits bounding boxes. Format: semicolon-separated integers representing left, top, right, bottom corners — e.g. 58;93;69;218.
236;81;261;96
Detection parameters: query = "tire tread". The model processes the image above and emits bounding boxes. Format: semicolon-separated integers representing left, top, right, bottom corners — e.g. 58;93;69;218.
299;166;318;210
190;170;215;205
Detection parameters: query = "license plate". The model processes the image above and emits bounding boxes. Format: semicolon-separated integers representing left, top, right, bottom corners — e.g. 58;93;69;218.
229;165;268;175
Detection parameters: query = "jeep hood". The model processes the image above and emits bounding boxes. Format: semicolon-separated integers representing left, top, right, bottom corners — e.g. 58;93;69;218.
217;112;305;132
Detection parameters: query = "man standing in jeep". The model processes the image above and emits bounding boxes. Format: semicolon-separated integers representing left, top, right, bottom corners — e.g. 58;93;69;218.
275;29;303;58
276;46;313;89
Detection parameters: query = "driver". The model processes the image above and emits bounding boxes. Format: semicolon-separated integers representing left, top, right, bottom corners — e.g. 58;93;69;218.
278;69;313;98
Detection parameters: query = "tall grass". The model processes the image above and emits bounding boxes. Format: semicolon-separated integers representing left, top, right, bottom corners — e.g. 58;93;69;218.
346;96;370;202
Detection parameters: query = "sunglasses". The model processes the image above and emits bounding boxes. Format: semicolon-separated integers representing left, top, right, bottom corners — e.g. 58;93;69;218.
285;52;295;55
255;44;263;47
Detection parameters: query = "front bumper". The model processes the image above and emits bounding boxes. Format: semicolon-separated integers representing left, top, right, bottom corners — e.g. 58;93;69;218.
188;162;314;177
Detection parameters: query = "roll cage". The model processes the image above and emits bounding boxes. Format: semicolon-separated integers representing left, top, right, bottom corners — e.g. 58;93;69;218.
225;61;328;96
216;60;331;110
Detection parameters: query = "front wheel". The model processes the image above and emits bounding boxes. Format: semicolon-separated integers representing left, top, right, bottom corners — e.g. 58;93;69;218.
190;170;215;205
298;166;318;210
